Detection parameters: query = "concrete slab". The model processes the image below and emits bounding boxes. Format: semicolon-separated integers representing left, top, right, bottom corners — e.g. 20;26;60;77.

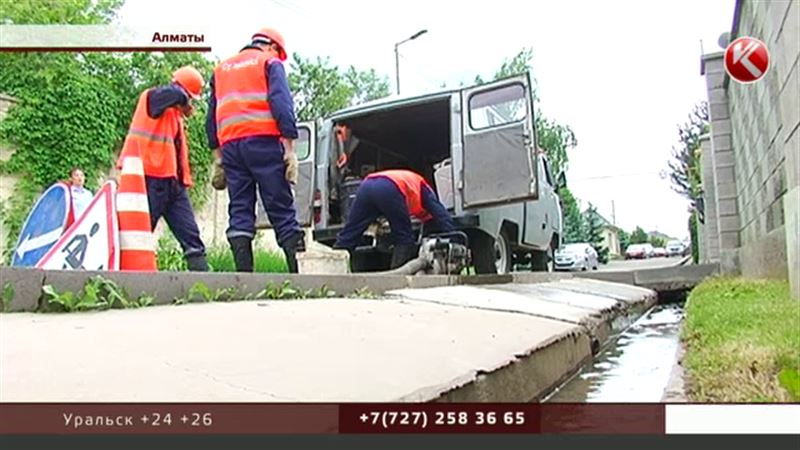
551;278;658;305
0;267;43;312
490;283;623;314
576;270;636;285
387;285;605;325
633;263;720;290
0;299;585;403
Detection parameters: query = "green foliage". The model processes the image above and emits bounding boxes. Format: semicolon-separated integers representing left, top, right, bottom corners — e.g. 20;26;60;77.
41;275;145;312
482;47;577;176
583;203;609;264
648;235;667;248
618;228;631;254
349;287;377;299
667;101;709;206
1;282;14;312
156;234;188;272
689;211;700;263
288;53;390;122
255;281;337;300
0;1;217;258
630;227;649;244
560;187;585;244
206;244;288;273
187;282;238;303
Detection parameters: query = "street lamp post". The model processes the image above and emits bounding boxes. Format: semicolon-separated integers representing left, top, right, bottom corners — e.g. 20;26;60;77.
394;29;428;95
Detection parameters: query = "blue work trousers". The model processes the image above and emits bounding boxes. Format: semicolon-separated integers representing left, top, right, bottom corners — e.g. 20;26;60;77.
334;177;417;250
146;176;205;257
222;136;301;247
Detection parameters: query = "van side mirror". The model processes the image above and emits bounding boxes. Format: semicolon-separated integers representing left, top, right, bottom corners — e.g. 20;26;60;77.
555;171;567;191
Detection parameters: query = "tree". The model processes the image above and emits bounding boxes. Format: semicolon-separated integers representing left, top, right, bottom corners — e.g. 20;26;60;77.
287;53;390;122
666;101;709;209
649;236;667;248
630;227;649;244
483;48;577;177
583;204;609;264
618;228;631;253
559;187;586;244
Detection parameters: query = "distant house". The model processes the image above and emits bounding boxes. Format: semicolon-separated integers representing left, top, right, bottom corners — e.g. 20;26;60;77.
583;209;622;256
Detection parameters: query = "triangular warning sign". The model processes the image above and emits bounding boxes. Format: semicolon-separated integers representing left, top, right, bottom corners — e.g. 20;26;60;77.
37;181;120;271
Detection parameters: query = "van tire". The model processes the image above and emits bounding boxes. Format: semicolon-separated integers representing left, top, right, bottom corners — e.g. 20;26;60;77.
471;230;511;275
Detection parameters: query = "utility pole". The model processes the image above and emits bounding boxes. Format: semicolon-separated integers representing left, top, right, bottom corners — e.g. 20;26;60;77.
612;200;617;226
394;29;428;95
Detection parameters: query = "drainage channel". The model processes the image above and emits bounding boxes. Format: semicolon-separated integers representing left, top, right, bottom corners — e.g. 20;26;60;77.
544;302;684;402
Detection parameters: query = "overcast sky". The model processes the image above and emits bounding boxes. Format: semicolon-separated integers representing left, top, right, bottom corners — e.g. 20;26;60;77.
117;0;737;240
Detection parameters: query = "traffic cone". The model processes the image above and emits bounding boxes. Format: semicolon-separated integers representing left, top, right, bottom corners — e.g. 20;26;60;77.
116;143;157;271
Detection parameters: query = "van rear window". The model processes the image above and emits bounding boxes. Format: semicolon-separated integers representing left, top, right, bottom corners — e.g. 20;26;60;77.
468;83;526;130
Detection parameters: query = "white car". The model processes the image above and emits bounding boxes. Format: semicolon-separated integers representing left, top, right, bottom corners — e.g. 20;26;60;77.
555;243;599;271
666;240;685;257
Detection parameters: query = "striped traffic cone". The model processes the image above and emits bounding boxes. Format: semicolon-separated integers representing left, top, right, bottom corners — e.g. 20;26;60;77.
116;143;157;271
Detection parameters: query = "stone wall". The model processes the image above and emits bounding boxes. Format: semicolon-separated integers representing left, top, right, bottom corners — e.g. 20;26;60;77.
700;0;799;297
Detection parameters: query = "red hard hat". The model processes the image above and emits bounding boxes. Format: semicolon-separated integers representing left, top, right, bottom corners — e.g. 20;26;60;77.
252;27;287;61
172;66;204;99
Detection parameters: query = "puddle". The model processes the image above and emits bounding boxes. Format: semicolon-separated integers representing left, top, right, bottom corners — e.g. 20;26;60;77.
545;303;684;403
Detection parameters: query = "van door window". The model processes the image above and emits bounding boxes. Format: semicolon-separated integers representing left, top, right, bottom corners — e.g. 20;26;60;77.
295;127;312;161
468;83;526;130
543;157;555;187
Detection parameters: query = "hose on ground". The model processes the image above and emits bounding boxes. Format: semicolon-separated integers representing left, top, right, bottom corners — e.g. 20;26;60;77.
381;257;430;275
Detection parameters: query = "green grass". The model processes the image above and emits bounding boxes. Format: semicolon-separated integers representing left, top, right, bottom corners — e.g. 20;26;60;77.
682;277;800;402
206;246;287;273
157;234;287;273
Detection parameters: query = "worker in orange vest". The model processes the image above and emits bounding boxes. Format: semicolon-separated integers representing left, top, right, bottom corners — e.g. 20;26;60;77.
205;27;305;273
117;66;209;271
334;169;455;269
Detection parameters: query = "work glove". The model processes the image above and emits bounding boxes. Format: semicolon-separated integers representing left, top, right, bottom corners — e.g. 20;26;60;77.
284;151;298;185
211;157;226;190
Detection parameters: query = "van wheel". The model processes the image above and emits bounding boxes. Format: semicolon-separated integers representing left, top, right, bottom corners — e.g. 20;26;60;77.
471;230;511;275
531;240;554;272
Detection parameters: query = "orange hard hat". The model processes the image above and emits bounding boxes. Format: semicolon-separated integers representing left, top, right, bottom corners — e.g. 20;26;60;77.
252;27;287;61
172;66;204;99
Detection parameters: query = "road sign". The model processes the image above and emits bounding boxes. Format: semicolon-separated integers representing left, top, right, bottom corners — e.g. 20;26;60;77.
724;36;770;83
37;181;120;271
11;182;72;267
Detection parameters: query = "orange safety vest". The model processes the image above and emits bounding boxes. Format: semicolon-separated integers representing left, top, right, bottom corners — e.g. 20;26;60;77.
118;89;192;187
367;170;433;222
214;48;281;145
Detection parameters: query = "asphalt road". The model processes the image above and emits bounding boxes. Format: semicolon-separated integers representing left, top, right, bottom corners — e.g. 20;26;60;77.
579;255;686;273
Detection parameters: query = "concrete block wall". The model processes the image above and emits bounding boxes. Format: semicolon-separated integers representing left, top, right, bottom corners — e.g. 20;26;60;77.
701;52;741;274
701;0;799;297
699;134;720;263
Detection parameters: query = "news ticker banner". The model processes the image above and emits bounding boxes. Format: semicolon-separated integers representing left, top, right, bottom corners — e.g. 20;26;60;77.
0;25;212;52
0;404;798;435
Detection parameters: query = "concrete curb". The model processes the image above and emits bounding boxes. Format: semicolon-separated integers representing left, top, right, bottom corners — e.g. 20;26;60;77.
1;267;527;312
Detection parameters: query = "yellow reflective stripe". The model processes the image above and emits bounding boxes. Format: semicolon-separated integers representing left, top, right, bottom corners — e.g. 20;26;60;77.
128;128;173;144
217;92;267;108
218;111;275;130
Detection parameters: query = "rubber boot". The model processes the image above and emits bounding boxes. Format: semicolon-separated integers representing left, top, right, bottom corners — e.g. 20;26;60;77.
390;244;418;269
228;237;253;272
281;232;304;274
186;254;209;272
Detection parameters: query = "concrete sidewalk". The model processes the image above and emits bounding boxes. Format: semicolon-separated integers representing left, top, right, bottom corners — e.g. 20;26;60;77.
0;279;656;403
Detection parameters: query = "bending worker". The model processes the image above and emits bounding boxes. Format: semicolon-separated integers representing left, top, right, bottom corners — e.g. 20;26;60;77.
206;27;305;273
334;169;455;269
117;66;209;272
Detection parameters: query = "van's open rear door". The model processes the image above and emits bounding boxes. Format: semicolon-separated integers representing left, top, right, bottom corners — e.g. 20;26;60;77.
459;72;538;208
256;122;316;228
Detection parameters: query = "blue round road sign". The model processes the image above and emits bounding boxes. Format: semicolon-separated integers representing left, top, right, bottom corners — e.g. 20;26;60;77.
11;182;71;267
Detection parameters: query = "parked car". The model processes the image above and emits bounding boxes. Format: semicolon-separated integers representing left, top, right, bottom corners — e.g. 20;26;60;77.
276;71;565;275
625;243;654;259
555;243;598;271
653;247;667;258
666;240;685;257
